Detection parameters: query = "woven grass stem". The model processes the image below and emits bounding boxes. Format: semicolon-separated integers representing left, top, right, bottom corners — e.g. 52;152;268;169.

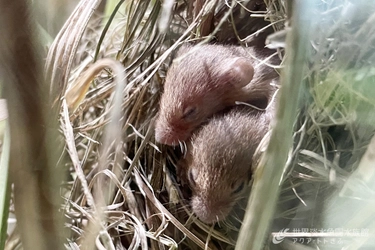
235;1;313;249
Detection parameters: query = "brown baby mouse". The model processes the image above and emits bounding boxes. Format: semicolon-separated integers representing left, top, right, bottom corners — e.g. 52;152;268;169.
155;43;279;146
180;105;272;224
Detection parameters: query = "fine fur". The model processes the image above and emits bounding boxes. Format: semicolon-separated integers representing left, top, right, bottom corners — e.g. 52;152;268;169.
155;44;279;146
180;105;272;223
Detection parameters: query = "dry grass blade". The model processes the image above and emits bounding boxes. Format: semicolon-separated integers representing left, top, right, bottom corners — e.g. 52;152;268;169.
134;170;211;250
45;0;103;102
62;100;96;209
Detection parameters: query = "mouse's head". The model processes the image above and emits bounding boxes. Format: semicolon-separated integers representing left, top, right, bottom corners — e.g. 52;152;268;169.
187;154;251;224
183;107;268;224
155;44;255;146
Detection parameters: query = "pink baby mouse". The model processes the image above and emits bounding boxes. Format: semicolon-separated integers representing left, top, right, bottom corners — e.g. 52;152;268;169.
155;44;278;146
180;106;272;223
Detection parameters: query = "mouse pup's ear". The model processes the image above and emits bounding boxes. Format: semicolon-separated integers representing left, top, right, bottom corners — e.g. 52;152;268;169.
216;57;254;88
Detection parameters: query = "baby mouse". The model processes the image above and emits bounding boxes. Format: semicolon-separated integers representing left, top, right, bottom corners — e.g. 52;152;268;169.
180;105;272;224
155;43;279;146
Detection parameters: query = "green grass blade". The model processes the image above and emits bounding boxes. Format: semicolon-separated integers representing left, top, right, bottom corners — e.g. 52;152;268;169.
0;100;10;249
235;0;314;249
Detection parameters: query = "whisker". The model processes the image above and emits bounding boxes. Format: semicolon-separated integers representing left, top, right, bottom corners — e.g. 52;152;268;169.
231;209;243;225
235;101;266;111
183;141;187;157
223;219;237;232
216;215;221;227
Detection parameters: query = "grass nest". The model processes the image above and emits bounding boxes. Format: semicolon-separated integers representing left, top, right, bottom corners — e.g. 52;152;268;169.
37;0;375;249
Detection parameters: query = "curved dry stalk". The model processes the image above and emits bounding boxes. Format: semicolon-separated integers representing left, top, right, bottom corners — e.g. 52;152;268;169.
65;58;125;112
45;0;104;103
78;57;126;249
